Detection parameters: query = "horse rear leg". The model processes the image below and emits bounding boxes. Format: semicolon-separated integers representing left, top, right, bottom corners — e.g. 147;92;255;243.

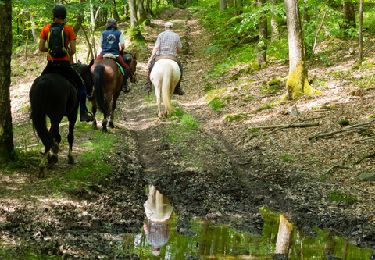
47;120;61;166
109;97;118;128
154;82;163;118
67;110;78;164
91;100;98;129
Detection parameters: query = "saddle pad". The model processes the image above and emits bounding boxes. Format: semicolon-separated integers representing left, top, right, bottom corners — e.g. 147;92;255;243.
103;53;117;59
115;62;125;76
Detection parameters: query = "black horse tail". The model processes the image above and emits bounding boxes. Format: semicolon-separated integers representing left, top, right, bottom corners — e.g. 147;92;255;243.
93;64;109;117
30;82;53;153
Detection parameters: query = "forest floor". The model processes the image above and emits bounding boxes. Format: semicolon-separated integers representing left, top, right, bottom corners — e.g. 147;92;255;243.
0;7;374;258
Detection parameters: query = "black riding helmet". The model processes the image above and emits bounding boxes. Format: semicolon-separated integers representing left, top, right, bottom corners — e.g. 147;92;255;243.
52;5;66;19
106;18;117;29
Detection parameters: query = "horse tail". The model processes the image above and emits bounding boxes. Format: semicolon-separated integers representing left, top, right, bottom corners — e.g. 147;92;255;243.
30;80;53;152
162;64;173;113
93;64;109;116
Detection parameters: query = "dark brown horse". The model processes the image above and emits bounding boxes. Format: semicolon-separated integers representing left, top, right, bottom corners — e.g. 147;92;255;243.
89;52;137;131
30;63;92;176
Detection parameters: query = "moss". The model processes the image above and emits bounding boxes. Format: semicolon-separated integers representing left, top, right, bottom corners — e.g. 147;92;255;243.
286;61;319;100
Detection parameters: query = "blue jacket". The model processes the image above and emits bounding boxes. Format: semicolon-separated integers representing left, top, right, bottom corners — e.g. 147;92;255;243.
101;29;121;55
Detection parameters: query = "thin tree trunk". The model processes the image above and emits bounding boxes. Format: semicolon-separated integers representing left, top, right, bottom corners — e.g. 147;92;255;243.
220;0;227;11
358;0;364;64
123;0;129;18
113;0;121;22
270;0;279;41
90;0;98;58
312;10;327;54
129;0;138;27
257;0;267;67
0;0;14;162
30;13;38;43
137;0;146;23
343;1;356;29
284;0;315;99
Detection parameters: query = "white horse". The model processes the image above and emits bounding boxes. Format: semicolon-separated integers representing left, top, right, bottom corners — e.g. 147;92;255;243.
150;59;181;118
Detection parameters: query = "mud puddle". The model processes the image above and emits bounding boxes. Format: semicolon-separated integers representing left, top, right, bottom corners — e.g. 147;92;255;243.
119;186;373;259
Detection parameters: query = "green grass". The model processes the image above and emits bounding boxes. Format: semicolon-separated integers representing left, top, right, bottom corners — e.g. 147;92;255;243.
208;97;226;111
328;191;358;205
256;102;274;112
224;113;247;122
280;154;294;163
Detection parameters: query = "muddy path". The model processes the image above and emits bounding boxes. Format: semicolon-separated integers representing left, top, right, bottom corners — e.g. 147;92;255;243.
123;8;375;250
0;7;374;258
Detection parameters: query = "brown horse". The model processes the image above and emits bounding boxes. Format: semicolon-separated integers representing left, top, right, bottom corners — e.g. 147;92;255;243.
89;52;137;131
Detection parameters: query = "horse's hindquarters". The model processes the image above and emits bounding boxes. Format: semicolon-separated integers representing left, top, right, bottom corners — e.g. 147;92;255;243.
150;59;181;117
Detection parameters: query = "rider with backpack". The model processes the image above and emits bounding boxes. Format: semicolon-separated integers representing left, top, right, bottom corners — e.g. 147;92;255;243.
38;4;94;122
97;18;130;93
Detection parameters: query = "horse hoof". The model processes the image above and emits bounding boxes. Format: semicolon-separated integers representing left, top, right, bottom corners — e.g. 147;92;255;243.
68;155;74;164
47;154;58;166
38;167;46;178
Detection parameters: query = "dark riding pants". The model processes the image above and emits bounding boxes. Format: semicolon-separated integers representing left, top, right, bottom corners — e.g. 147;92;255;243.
41;61;89;114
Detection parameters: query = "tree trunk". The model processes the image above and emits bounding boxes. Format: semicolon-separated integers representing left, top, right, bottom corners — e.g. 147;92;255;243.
123;0;129;18
129;0;138;27
0;0;14;162
30;13;38;43
113;0;121;22
257;0;267;67
90;0;98;58
284;0;315;100
137;0;146;23
358;0;364;65
343;1;356;29
270;0;280;41
220;0;227;11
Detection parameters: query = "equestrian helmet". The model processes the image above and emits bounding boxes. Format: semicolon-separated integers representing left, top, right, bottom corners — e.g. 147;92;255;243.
52;5;67;19
106;18;117;28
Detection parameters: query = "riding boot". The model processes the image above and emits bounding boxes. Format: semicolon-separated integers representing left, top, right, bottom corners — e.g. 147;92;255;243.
122;75;130;93
173;81;185;95
78;86;94;122
143;78;152;92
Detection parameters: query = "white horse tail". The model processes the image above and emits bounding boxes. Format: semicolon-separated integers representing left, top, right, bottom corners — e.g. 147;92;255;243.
162;64;173;115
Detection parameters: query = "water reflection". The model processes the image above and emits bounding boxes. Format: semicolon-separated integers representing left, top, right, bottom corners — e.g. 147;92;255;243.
124;191;373;259
143;185;173;256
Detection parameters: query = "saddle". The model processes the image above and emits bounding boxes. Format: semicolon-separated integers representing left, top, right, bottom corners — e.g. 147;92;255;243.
155;55;178;62
102;53;125;76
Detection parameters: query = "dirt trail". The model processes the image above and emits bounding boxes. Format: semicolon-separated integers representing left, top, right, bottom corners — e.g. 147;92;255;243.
1;7;374;258
119;8;375;250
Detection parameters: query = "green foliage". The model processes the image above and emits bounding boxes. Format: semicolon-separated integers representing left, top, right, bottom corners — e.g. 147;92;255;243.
256;102;274;112
169;106;199;130
328;191;358;205
224;113;246;122
180;114;199;130
280;154;294;163
338;117;350;127
208;97;226;111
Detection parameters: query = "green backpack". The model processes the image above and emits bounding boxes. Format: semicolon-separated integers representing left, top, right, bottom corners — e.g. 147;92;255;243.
48;23;67;58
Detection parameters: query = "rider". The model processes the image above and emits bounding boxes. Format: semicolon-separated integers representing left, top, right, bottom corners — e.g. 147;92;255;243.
97;18;130;93
38;4;94;122
144;21;184;95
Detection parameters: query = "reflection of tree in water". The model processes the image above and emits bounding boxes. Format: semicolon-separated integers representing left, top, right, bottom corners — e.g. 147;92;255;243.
143;185;173;256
